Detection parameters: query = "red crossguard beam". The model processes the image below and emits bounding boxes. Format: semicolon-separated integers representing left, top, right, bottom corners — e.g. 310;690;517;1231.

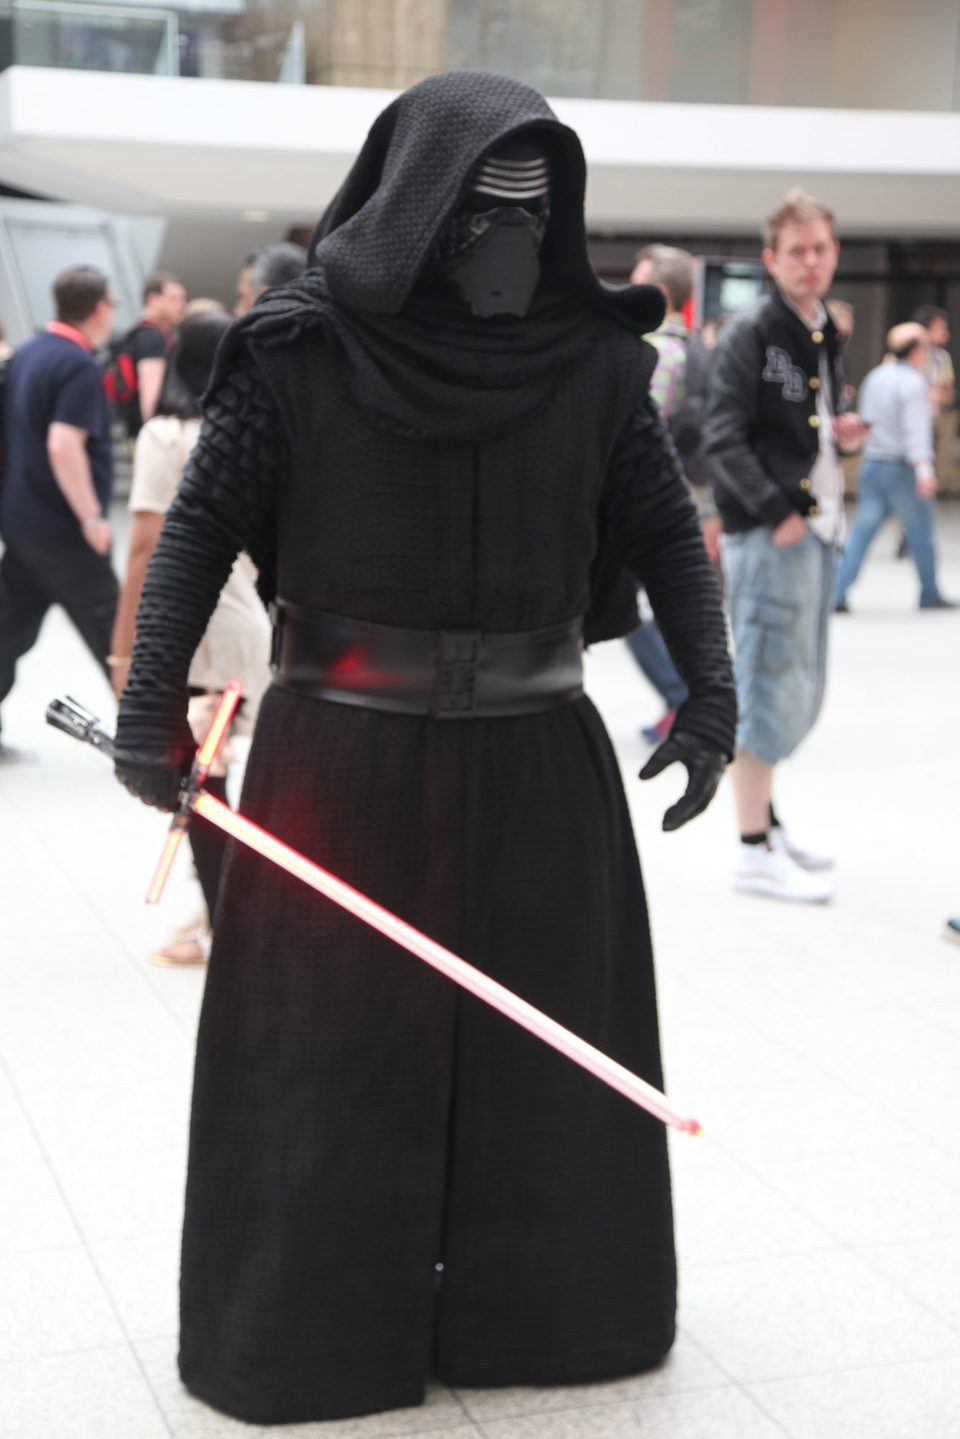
145;679;243;905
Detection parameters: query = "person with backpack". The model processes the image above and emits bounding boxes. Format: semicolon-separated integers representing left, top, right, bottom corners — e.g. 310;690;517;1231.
104;271;186;438
626;245;720;743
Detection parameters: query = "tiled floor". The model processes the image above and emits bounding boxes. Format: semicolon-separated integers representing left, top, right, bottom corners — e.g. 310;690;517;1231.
2;507;959;1437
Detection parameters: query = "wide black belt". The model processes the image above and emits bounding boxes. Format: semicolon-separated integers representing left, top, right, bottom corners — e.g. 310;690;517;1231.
271;600;584;718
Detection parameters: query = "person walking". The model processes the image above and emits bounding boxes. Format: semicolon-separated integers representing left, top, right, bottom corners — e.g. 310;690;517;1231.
835;323;956;613
705;188;867;903
626;243;721;743
912;304;954;418
0;265;118;760
105;271;186;438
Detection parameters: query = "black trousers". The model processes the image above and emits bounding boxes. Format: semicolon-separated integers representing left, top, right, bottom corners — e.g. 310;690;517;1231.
0;537;118;730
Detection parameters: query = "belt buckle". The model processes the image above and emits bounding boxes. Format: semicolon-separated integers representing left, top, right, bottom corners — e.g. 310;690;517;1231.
433;630;480;717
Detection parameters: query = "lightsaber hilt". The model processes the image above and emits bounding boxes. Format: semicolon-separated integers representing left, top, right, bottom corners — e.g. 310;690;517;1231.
45;695;117;759
47;682;245;905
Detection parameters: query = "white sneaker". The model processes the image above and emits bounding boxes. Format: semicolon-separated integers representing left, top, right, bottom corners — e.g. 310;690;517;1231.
770;824;835;871
734;841;833;903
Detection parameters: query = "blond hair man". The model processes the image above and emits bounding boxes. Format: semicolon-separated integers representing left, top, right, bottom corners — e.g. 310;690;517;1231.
704;189;868;903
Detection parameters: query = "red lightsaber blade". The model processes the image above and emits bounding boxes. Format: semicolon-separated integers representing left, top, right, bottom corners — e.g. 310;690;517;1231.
46;684;701;1133
192;788;701;1135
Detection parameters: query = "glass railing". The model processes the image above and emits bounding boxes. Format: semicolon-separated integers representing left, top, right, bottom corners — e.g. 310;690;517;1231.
1;0;958;111
10;1;179;77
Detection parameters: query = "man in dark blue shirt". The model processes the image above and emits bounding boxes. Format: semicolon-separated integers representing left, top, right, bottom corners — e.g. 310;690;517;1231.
0;264;119;760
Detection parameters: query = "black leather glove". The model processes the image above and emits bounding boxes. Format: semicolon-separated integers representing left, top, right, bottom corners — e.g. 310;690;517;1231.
114;745;195;813
639;730;727;832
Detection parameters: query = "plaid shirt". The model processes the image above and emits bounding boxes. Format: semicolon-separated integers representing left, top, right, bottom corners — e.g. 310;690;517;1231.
646;314;718;522
646;314;689;422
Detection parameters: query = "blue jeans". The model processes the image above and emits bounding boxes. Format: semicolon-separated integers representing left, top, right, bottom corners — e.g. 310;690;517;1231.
722;527;837;766
625;620;688;709
834;459;941;607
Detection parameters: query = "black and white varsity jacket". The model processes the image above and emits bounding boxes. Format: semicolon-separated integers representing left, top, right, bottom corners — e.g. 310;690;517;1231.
703;286;844;534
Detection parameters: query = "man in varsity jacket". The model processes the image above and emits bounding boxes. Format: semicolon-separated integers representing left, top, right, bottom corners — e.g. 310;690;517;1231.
704;188;866;904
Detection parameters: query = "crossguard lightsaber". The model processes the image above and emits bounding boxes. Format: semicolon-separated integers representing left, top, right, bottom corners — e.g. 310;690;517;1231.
143;678;243;904
46;684;701;1135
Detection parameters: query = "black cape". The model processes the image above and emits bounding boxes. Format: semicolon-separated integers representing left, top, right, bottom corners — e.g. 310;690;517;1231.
118;69;734;1426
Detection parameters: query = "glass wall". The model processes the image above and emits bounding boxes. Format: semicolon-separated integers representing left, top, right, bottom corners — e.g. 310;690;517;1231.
1;0;959;110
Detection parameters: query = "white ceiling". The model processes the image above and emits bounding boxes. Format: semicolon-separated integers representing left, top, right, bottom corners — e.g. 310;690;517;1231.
2;67;959;237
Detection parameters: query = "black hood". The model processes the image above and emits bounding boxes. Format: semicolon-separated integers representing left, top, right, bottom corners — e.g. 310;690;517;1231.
309;68;661;329
210;70;662;442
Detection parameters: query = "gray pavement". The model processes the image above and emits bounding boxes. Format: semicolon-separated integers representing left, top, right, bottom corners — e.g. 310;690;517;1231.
1;505;959;1437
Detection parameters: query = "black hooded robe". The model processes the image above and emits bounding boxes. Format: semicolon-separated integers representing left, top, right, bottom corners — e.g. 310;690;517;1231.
117;71;735;1426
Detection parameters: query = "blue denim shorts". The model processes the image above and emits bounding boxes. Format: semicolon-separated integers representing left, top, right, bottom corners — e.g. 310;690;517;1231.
720;527;837;765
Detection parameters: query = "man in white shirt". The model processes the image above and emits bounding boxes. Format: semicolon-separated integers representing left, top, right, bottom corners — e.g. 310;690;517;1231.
835;323;956;612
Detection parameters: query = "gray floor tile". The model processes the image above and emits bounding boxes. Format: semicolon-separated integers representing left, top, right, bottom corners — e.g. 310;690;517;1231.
681;1250;959;1383
474;1387;788;1437
0;987;191;1096
136;1337;471;1436
0;1246;125;1361
759;1144;960;1246
139;958;208;1034
89;1229;182;1341
453;1333;731;1421
662;1019;814;1094
673;1156;836;1267
0;1152;79;1254
698;1076;918;1165
10;1025;193;1103
756;1006;960;1094
0;1346;170;1439
47;1141;187;1244
855;1237;960;1332
22;1072;192;1161
695;955;868;1028
855;1063;960;1156
656;973;740;1032
0;1069;35;1158
747;1356;960;1439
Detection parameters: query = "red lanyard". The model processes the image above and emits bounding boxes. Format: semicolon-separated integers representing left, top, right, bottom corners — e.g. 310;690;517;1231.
46;321;92;352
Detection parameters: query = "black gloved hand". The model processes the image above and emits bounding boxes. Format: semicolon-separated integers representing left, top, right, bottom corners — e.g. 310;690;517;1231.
639;730;728;832
114;745;195;813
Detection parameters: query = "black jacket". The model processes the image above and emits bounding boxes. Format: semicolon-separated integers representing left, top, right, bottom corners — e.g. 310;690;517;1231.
703;287;844;533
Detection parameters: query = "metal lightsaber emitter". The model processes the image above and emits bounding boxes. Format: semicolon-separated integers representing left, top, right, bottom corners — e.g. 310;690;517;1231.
46;685;702;1135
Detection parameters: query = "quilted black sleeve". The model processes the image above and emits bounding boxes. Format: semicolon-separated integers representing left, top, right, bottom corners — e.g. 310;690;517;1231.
116;356;283;754
608;399;737;759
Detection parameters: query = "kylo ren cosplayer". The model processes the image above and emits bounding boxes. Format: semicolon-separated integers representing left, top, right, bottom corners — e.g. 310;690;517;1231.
114;71;735;1426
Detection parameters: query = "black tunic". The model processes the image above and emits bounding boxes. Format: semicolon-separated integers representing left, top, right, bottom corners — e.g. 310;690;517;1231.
117;70;735;1427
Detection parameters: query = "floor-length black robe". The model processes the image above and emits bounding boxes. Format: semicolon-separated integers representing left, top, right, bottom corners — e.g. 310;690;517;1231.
117;71;736;1426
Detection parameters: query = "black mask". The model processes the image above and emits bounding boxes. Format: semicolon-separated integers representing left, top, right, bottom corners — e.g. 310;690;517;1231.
433;140;551;319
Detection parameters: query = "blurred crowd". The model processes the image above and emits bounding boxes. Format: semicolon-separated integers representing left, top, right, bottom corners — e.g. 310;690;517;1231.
0;201;956;951
0;240;306;961
626;198;954;928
